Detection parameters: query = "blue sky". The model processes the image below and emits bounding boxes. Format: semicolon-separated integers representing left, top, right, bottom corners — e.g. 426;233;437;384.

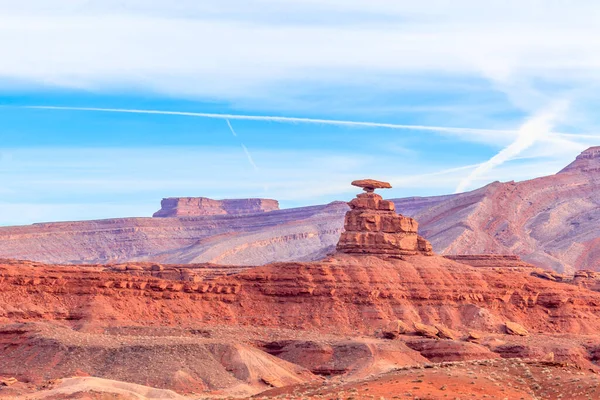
1;1;600;225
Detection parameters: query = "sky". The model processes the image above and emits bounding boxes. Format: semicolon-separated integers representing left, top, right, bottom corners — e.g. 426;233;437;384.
1;1;600;225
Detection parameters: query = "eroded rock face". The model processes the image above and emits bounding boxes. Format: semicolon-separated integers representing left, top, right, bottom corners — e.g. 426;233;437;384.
153;197;279;217
559;146;600;173
336;181;433;256
410;146;600;273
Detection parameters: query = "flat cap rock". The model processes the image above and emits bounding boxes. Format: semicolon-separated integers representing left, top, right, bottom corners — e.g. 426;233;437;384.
351;179;392;192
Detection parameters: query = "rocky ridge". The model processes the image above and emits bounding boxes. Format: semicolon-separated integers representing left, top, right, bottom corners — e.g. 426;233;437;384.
413;147;600;273
0;148;600;272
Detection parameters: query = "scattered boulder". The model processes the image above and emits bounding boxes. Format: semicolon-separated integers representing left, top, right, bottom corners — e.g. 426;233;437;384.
413;322;439;338
0;377;18;386
531;270;567;282
435;325;458;340
382;320;411;339
543;352;555;362
505;321;529;336
466;331;483;343
261;374;284;387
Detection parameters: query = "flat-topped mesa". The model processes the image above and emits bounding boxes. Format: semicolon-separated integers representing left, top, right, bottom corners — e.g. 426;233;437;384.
153;197;279;218
336;179;433;256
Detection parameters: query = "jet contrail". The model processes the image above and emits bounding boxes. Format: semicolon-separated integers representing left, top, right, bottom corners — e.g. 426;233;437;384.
19;105;591;183
22;105;517;139
454;101;569;193
225;119;258;171
226;119;237;137
240;144;259;171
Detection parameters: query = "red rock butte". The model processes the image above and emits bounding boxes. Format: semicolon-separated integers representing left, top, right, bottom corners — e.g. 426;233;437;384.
337;179;433;256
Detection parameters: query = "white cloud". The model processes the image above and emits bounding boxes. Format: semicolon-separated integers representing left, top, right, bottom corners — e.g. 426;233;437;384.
455;101;570;193
0;1;599;224
1;1;600;100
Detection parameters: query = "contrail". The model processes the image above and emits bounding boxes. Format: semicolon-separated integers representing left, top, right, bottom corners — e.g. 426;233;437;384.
454;101;569;193
15;105;596;143
22;105;518;139
225;119;258;171
226;119;237;137
240;144;259;171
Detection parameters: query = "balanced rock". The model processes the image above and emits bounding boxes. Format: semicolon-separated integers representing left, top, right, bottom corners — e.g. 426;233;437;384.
351;179;392;193
337;179;433;256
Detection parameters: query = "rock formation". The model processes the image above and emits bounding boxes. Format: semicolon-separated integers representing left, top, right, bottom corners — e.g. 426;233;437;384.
350;178;392;192
153;197;279;217
0;202;346;265
4;180;600;398
559;145;600;173
336;179;433;256
409;146;600;273
2;148;600;273
4;248;600;397
4;171;600;399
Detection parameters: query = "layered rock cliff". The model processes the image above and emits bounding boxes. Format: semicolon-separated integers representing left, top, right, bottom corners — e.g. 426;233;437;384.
3;181;600;398
153;197;279;217
0;203;347;265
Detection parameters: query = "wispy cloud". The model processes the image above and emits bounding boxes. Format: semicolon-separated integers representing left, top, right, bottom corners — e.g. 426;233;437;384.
1;3;600;97
0;1;599;225
455;101;569;193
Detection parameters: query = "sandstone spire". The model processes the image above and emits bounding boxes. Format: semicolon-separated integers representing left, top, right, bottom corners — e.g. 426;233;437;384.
336;179;433;256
